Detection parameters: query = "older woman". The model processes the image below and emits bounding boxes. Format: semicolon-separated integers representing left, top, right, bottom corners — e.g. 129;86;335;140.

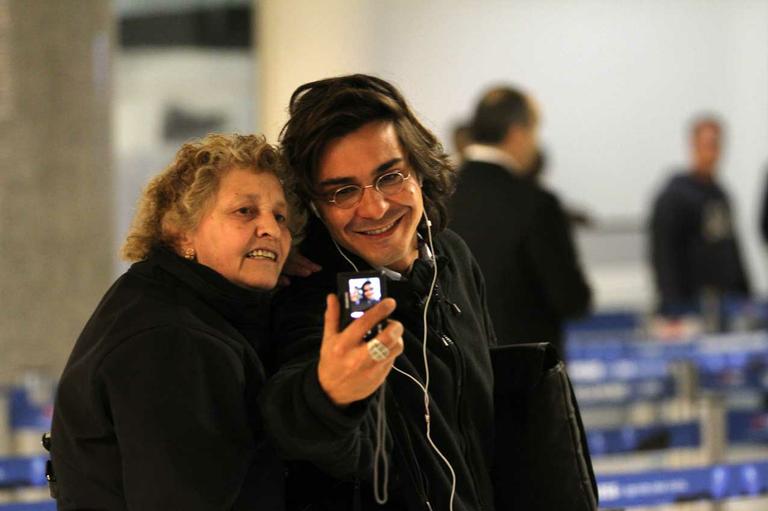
50;134;304;510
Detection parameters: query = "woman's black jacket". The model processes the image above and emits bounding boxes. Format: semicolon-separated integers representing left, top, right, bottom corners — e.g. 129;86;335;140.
259;220;497;511
50;248;284;510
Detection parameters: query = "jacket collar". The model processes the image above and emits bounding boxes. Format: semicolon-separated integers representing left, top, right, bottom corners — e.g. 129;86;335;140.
464;143;523;176
148;247;272;329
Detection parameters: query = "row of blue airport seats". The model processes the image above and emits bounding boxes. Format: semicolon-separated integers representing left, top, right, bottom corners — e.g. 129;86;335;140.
567;330;768;401
0;452;49;508
567;330;768;365
566;298;768;339
0;504;54;511
568;313;768;508
2;320;767;509
9;450;765;509
0;383;53;509
573;372;768;407
567;309;642;334
0;456;47;489
597;459;768;507
566;331;768;410
588;409;768;456
5;387;53;432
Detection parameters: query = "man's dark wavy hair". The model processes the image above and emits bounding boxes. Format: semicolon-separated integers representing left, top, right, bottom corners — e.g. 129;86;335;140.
279;74;456;233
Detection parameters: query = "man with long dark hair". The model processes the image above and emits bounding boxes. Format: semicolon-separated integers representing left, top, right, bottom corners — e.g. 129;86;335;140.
260;74;497;511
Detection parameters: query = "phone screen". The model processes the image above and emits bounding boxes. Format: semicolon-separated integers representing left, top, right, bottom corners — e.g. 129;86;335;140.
347;276;383;317
337;271;387;333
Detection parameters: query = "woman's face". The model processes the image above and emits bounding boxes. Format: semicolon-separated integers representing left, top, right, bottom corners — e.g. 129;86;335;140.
182;167;292;290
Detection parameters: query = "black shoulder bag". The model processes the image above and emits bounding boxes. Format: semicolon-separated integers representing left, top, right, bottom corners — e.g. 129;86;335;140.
491;342;598;511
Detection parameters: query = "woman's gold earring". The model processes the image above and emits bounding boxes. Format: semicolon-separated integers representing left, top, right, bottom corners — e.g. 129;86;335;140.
184;248;196;261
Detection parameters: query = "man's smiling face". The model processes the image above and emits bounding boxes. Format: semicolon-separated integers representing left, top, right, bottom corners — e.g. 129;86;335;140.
314;121;424;273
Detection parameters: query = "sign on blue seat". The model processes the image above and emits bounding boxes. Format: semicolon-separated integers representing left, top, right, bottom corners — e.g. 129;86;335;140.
0;502;56;511
598;459;768;507
0;456;47;488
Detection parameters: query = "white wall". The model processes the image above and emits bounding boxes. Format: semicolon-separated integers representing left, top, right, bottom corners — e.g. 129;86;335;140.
260;0;768;306
258;0;377;140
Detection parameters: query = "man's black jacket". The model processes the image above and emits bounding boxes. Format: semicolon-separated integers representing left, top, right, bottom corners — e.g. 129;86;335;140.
650;171;750;315
51;249;284;510
260;218;496;511
449;159;591;354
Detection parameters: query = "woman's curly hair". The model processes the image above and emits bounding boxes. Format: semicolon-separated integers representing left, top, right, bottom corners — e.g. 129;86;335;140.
122;133;306;262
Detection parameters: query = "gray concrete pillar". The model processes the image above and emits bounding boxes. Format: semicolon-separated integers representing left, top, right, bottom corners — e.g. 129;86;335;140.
0;0;114;383
257;0;374;140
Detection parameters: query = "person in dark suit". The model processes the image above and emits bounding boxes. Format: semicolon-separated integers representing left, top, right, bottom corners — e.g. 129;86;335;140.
449;86;592;355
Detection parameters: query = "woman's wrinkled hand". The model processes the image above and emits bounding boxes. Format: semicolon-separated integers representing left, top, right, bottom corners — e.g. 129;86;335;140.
317;294;404;407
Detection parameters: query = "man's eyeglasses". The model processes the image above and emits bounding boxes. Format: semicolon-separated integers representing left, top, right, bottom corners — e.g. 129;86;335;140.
320;171;412;209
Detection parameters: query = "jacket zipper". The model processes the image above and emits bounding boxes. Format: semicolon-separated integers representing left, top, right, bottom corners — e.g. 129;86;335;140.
427;282;487;509
441;333;464;449
440;319;487;510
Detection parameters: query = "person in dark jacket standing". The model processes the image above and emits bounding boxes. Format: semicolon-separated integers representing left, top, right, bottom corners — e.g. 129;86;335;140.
259;74;497;511
50;134;305;510
650;116;750;317
449;86;592;355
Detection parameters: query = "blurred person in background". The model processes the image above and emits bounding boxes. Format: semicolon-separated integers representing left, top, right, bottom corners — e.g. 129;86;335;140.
50;134;304;510
449;86;592;356
650;116;750;320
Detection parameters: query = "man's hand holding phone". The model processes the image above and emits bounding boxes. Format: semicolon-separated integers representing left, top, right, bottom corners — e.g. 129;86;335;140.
318;294;404;407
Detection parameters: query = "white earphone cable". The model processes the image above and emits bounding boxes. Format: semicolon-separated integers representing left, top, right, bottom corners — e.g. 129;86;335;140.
331;212;456;510
417;212;457;511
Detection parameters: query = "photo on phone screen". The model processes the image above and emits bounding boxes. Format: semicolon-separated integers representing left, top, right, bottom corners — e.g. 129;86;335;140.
337;271;387;332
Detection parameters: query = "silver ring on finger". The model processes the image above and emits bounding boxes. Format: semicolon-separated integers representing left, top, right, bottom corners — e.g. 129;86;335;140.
367;337;390;362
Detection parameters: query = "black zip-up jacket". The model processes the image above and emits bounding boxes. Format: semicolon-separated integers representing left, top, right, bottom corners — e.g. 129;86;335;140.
51;248;285;510
259;219;496;511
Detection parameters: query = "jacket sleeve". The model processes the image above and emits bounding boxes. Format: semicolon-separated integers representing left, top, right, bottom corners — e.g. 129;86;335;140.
98;326;254;511
650;190;691;314
259;283;378;480
525;192;592;319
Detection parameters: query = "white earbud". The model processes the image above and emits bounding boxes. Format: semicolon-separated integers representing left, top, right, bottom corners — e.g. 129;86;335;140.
423;211;434;236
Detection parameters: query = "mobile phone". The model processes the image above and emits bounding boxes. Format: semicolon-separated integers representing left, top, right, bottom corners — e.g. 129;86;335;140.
337;270;388;340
